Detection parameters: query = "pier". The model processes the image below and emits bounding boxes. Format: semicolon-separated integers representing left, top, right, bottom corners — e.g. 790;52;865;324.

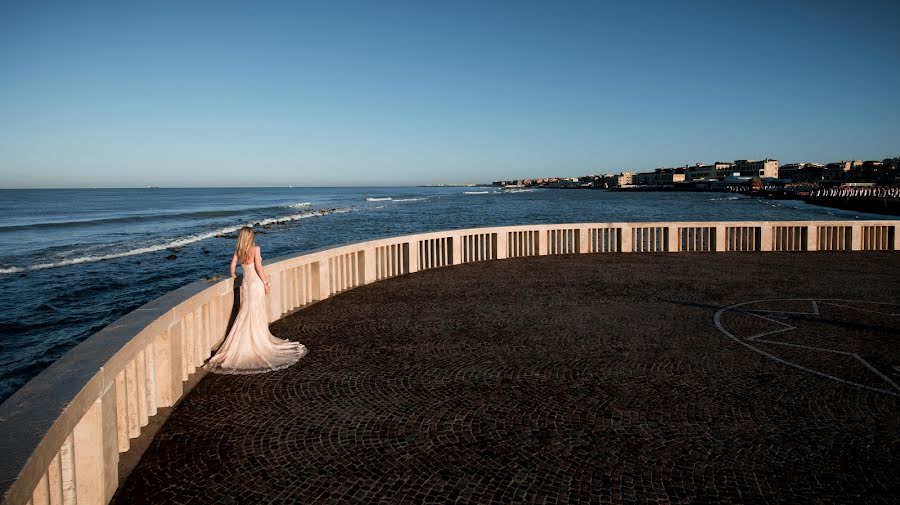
2;221;898;504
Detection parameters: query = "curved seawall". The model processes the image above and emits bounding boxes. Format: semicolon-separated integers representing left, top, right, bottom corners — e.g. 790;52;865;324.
1;220;897;504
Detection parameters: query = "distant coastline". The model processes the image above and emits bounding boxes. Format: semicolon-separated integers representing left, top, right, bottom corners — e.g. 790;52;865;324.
492;155;900;216
417;183;488;188
493;155;898;191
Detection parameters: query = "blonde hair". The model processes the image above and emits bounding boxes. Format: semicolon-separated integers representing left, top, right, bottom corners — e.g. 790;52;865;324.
234;227;256;263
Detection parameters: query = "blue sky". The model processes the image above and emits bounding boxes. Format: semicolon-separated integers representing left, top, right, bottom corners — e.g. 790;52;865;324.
1;0;898;187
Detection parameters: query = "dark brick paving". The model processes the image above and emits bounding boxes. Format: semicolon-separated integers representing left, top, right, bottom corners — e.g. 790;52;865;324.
114;253;900;504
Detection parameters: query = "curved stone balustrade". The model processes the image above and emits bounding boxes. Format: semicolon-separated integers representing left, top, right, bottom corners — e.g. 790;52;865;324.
0;220;897;505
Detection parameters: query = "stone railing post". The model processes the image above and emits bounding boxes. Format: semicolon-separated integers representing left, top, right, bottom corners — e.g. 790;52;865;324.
578;226;590;254
407;242;419;273
715;225;727;252
850;224;862;251
268;270;282;322
363;247;376;284
290;268;301;311
805;226;817;252
280;270;290;315
164;321;184;402
760;226;774;251
619;226;632;253
495;231;508;259
538;228;548;255
450;234;461;265
150;329;171;412
310;261;325;302
667;225;679;252
320;259;331;299
72;396;115;505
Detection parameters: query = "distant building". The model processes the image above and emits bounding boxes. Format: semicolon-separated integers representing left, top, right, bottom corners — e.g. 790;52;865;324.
587;174;621;188
684;164;707;180
633;169;685;186
823;160;862;180
857;160;891;181
546;178;583;188
686;162;733;180
733;159;779;179
778;162;824;181
617;172;636;186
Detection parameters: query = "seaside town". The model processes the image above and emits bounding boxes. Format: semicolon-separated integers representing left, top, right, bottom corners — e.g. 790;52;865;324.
494;157;900;192
493;157;900;214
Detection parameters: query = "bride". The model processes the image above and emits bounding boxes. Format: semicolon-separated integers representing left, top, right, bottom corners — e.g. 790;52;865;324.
205;226;307;374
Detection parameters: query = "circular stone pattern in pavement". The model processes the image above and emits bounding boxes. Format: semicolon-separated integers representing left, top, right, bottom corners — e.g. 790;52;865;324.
115;253;900;504
715;299;900;397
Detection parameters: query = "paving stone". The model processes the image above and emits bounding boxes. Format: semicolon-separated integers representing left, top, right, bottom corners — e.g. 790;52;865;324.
114;253;900;504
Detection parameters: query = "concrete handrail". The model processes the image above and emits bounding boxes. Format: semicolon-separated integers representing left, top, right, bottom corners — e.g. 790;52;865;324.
1;220;897;504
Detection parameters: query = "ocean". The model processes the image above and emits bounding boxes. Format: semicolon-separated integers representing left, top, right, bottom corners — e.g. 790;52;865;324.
0;186;887;403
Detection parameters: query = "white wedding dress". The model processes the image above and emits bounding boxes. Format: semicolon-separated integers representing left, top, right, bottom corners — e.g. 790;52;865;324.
206;261;307;374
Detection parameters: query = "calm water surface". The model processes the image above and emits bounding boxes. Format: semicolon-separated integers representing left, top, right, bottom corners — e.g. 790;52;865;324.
0;187;886;402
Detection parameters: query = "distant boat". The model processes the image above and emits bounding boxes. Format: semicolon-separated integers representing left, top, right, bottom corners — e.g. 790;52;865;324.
146;186;160;189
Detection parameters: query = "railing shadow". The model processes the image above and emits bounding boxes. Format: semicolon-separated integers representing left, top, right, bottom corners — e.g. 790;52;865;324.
223;275;243;347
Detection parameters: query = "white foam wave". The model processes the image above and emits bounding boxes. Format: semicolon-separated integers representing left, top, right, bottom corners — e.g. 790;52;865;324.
366;197;392;201
0;208;352;275
463;191;490;195
284;202;313;208
392;198;427;202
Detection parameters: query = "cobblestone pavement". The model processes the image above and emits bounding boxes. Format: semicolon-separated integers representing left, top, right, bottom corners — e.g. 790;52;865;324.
115;253;900;504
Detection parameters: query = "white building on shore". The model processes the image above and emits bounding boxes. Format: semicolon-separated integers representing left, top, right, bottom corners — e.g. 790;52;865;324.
733;159;779;179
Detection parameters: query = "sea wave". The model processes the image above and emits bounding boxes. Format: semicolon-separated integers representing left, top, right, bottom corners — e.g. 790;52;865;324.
365;197;427;203
463;191;490;195
0;207;351;274
0;202;316;232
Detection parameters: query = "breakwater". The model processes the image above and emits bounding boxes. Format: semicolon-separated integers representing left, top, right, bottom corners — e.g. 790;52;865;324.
802;196;900;216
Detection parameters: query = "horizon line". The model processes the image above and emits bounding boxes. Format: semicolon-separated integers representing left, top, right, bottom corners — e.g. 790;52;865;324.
0;184;494;190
